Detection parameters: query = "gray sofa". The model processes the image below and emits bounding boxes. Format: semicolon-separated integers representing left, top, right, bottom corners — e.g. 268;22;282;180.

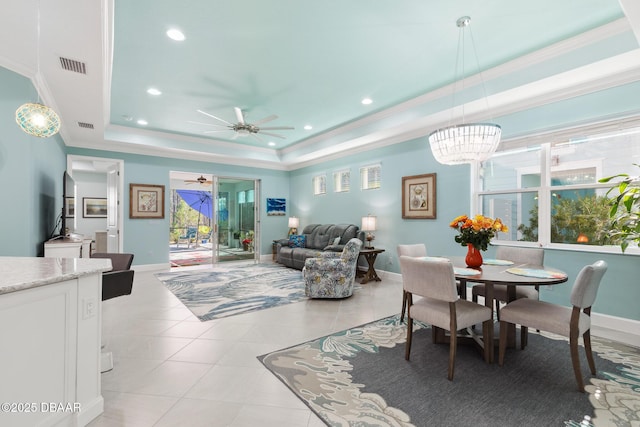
276;223;361;270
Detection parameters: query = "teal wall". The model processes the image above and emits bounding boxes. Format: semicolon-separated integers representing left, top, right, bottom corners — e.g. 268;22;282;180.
289;139;640;322
66;147;290;266
0;67;67;256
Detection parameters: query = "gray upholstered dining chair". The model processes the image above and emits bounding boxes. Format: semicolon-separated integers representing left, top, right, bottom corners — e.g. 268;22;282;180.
397;244;427;322
498;260;607;392
400;256;492;380
471;246;544;318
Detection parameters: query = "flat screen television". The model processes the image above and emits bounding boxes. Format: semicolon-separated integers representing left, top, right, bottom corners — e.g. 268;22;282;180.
61;171;75;236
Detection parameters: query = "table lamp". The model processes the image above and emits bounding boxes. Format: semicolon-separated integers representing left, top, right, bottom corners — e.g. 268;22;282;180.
288;217;299;237
361;214;376;248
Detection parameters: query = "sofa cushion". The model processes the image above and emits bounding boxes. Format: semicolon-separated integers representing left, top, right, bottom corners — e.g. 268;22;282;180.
328;224;359;245
289;235;306;248
308;224;334;249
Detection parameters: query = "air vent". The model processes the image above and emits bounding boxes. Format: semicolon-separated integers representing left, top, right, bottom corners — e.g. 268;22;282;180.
77;122;94;129
59;57;87;74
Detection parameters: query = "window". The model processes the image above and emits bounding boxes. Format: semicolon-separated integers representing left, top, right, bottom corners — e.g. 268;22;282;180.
333;170;350;193
360;164;381;190
313;174;326;195
476;123;640;250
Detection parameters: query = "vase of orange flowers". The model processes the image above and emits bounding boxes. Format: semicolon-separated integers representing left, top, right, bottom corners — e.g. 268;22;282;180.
450;214;508;268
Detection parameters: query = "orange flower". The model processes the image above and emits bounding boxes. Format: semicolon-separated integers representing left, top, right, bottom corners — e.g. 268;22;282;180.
450;213;508;251
449;215;468;228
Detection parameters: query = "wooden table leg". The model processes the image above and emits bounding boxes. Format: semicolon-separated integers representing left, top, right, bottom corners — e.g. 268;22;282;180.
361;252;381;284
484;283;495;363
506;285;517;348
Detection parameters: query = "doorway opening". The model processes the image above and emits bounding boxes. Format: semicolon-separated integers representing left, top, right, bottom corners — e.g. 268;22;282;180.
169;172;259;268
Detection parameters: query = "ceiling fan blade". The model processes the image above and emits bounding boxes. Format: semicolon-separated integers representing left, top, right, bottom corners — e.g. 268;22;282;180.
253;114;278;126
234;107;245;124
231;132;241;140
203;130;230;134
259;131;286;139
188;120;228;128
197;110;233;125
250;133;264;143
259;126;295;130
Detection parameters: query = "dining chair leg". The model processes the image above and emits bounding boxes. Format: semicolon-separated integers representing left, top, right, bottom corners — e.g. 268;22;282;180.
498;321;508;366
583;330;596;375
400;290;407;323
521;326;528;350
570;331;585;392
482;319;492;363
405;316;413;360
448;328;457;381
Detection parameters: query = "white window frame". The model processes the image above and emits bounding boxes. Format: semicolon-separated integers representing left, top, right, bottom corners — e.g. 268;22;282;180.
333;169;350;193
312;174;326;196
360;164;381;191
476;131;638;255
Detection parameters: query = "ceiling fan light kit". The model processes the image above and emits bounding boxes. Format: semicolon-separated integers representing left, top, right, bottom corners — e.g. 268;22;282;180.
428;16;501;165
185;175;213;185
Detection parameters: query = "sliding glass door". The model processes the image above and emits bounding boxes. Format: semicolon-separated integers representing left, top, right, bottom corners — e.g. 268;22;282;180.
213;177;260;263
169;172;259;268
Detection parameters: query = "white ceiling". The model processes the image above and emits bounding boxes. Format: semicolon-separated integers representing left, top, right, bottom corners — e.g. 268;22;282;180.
1;0;640;171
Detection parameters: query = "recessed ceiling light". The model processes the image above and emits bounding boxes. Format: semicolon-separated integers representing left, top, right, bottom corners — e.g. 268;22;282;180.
268;141;276;147
137;119;148;126
166;28;185;41
147;87;162;96
361;98;373;105
304;125;313;130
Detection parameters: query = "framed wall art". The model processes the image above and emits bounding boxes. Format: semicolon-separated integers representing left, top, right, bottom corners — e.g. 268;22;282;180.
402;173;436;219
129;183;165;219
83;197;107;218
266;198;286;216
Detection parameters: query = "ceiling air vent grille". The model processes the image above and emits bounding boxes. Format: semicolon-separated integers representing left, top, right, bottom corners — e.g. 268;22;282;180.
77;122;94;129
59;57;87;74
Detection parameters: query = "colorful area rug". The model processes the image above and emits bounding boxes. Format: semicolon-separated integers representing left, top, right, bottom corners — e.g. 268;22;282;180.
259;315;640;426
156;263;306;321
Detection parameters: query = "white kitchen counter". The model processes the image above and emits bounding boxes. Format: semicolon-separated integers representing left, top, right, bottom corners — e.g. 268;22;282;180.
0;256;112;295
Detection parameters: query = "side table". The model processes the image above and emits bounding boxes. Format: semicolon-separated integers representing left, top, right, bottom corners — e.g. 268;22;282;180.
357;248;385;284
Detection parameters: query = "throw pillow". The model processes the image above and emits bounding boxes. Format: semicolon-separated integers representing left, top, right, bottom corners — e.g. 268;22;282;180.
333;236;341;245
289;235;306;248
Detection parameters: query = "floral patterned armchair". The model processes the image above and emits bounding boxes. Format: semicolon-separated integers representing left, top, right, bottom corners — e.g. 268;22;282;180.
303;238;363;298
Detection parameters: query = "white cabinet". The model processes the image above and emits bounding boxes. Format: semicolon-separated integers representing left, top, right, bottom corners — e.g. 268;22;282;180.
44;237;92;258
0;257;110;427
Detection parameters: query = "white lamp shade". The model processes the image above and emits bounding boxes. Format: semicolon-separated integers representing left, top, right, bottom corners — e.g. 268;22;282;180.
361;215;376;231
288;217;299;228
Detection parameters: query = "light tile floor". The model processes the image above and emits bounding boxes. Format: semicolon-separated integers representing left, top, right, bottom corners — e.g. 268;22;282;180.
88;262;402;427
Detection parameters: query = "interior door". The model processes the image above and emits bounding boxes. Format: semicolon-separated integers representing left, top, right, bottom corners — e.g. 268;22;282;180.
106;164;120;252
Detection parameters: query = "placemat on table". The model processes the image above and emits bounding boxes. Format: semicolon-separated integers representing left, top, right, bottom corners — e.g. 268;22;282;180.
483;258;514;266
454;267;482;276
505;267;567;279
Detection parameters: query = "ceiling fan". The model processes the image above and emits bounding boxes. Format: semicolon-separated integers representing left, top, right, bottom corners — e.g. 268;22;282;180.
190;107;294;140
184;175;212;185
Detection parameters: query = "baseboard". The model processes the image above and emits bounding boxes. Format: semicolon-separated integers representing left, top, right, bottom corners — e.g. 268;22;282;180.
76;395;104;426
591;313;640;348
132;263;170;272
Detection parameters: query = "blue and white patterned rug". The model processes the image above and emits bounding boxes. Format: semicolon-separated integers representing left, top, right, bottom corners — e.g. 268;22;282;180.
155;262;306;321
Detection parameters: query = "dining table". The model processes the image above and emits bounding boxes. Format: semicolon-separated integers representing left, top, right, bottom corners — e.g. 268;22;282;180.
448;256;568;363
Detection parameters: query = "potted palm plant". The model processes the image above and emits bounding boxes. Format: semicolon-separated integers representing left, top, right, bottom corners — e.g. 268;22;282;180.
599;164;640;252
